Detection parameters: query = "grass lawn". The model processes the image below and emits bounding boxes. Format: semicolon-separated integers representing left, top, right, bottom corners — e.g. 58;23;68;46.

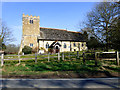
1;56;120;78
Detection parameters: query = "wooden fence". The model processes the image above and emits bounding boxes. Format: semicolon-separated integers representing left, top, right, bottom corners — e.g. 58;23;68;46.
0;51;120;66
83;51;120;66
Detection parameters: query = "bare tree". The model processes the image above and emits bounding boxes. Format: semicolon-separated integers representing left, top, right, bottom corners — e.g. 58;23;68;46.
83;2;119;50
0;19;14;50
5;44;20;54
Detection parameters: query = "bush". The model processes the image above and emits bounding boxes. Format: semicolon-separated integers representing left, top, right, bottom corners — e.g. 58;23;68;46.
22;46;32;54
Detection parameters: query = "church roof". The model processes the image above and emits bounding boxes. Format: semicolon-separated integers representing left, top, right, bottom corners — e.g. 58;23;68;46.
38;27;85;42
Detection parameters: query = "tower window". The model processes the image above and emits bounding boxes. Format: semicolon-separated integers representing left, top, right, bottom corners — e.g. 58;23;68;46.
30;20;33;24
30;43;33;47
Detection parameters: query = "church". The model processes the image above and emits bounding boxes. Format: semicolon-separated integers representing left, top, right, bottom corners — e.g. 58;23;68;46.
19;14;87;53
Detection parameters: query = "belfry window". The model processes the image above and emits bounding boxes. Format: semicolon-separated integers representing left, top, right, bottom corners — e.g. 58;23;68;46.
32;20;33;24
30;20;33;24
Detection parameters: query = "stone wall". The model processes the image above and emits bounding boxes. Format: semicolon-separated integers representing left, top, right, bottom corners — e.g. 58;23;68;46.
19;14;40;53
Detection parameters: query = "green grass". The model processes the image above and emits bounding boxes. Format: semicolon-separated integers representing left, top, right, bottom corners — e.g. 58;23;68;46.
2;56;120;76
1;51;120;76
4;53;57;60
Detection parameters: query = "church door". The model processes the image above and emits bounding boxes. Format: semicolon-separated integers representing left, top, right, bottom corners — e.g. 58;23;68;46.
55;46;59;53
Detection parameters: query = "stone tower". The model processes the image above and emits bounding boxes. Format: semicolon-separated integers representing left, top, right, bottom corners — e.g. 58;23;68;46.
19;14;40;53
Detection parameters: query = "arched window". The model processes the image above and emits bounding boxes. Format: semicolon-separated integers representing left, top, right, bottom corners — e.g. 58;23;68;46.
78;43;80;48
68;43;71;48
73;43;76;47
30;20;33;24
32;20;33;24
64;43;67;48
46;43;49;48
30;20;31;24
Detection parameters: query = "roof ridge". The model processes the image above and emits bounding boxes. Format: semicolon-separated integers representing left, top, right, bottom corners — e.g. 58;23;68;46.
40;27;67;31
40;27;81;33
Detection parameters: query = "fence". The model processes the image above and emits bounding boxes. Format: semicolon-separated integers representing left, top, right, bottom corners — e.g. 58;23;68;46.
0;51;120;66
0;52;80;66
83;51;120;66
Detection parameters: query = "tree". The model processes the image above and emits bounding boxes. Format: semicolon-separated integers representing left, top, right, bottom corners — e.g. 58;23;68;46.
84;2;119;51
0;20;14;50
109;15;120;51
87;36;102;50
82;31;88;42
4;44;20;54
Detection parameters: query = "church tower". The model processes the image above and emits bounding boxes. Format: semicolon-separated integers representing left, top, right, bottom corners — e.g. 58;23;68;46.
19;14;40;53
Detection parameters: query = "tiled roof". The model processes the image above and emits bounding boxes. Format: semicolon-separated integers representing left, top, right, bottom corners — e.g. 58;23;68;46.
38;27;85;42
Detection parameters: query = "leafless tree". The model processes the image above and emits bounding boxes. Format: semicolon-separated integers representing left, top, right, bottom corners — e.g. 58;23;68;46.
0;19;14;50
83;2;119;50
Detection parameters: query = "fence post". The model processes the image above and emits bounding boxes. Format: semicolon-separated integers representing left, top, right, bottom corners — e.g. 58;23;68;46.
58;52;60;61
83;52;85;64
95;52;98;66
18;54;21;64
62;52;64;61
116;51;119;66
69;53;70;60
48;52;50;62
35;53;37;63
77;51;79;59
1;54;4;66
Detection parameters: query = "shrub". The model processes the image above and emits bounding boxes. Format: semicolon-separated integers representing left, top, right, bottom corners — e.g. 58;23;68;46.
22;46;32;54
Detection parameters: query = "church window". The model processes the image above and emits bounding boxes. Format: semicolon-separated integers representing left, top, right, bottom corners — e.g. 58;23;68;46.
73;43;76;47
68;43;71;48
78;43;80;48
64;43;67;48
30;43;33;47
30;20;33;24
30;20;31;23
46;43;49;48
32;20;33;24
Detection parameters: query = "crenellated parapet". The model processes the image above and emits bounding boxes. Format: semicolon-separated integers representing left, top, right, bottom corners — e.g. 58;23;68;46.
22;13;40;20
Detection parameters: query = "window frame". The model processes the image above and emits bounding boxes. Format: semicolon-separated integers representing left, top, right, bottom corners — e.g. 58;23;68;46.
73;43;76;47
64;43;67;48
30;20;33;24
46;43;49;48
30;43;33;47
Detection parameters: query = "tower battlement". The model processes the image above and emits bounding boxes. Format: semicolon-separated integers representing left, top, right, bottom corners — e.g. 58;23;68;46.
22;13;40;19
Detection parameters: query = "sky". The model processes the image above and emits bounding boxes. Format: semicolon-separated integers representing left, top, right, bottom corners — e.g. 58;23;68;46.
2;2;98;45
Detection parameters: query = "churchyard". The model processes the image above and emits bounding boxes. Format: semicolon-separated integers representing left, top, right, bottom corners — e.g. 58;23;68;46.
0;51;120;78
